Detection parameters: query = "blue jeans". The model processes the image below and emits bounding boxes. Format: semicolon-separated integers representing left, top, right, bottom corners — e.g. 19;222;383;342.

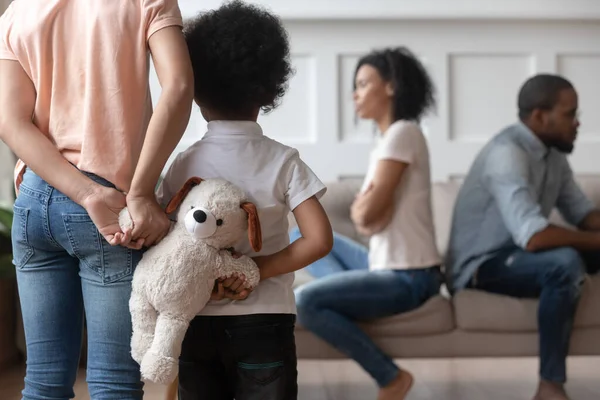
291;229;442;387
12;169;144;400
470;246;591;383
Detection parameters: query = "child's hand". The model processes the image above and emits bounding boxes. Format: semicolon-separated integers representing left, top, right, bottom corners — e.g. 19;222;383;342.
210;280;226;301
209;250;253;301
226;287;252;301
222;273;253;300
221;273;247;293
210;274;252;301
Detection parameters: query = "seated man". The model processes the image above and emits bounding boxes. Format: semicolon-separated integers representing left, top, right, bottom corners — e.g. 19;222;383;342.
446;73;600;400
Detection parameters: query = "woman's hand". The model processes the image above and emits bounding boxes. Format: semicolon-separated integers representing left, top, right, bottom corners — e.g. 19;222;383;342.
81;185;137;247
125;194;171;247
350;183;372;226
354;205;394;236
350;159;407;234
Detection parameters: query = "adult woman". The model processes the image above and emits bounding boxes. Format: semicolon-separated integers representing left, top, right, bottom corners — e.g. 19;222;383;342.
0;0;193;398
292;47;442;400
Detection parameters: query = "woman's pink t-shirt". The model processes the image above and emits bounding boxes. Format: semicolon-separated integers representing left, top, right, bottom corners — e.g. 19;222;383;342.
0;0;183;192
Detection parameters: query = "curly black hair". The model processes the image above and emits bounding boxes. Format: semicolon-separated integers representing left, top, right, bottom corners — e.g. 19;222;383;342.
355;47;436;122
183;0;293;115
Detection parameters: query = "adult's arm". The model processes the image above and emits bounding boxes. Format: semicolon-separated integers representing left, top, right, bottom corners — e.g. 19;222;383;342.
125;25;194;246
0;60;131;245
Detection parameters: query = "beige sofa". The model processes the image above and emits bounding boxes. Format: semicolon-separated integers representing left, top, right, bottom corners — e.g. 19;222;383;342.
291;178;600;359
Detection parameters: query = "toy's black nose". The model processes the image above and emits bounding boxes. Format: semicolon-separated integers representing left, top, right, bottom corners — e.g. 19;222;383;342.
193;210;207;223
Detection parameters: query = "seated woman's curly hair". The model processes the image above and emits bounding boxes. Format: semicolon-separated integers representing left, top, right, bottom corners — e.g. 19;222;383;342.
355;47;436;122
183;0;293;114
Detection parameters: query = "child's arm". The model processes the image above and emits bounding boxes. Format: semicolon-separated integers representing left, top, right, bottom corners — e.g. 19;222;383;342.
253;195;333;281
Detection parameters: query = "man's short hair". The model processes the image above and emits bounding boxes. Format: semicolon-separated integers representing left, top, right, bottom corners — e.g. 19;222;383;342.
518;74;574;120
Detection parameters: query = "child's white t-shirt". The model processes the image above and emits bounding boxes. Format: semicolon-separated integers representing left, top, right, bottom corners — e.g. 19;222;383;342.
361;120;441;270
156;120;326;316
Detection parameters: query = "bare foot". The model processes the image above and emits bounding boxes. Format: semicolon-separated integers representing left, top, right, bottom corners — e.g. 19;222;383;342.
377;370;414;400
532;380;569;400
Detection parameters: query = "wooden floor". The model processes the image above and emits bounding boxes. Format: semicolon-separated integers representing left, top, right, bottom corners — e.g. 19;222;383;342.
1;357;599;400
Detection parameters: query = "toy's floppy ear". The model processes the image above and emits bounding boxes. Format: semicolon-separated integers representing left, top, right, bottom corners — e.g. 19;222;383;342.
165;177;204;214
240;202;262;252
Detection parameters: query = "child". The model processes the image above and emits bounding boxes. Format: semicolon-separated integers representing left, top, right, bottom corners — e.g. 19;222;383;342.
155;1;333;398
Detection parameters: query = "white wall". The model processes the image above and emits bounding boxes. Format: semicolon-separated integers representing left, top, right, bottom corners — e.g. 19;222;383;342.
157;0;600;183
2;1;599;188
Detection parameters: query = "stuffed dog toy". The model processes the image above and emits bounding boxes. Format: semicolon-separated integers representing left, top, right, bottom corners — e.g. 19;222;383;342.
118;177;262;385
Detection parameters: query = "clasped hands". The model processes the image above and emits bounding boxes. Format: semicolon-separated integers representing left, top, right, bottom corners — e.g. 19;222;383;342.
83;184;258;301
81;185;171;250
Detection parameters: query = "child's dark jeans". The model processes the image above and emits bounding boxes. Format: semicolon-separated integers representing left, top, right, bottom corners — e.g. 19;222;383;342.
178;313;298;400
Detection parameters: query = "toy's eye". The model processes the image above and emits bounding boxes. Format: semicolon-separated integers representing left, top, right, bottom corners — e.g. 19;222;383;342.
216;219;223;226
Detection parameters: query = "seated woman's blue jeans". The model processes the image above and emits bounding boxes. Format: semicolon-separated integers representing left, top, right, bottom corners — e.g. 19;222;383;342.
12;169;144;400
290;228;442;388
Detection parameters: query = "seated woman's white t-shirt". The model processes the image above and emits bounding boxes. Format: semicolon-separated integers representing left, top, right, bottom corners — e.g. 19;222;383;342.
361;120;441;270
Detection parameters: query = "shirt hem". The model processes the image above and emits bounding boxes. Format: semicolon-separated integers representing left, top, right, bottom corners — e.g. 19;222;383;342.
288;182;327;211
197;306;297;316
147;17;183;40
0;52;17;61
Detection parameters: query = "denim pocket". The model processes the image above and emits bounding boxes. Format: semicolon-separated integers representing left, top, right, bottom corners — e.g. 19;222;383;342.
63;213;134;284
11;205;34;268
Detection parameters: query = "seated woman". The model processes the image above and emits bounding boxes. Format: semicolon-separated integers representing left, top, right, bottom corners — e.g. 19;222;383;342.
291;47;442;400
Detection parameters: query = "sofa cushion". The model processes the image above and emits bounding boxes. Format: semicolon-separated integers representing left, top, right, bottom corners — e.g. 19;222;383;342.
359;295;455;336
454;273;600;332
573;273;600;328
453;289;538;332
